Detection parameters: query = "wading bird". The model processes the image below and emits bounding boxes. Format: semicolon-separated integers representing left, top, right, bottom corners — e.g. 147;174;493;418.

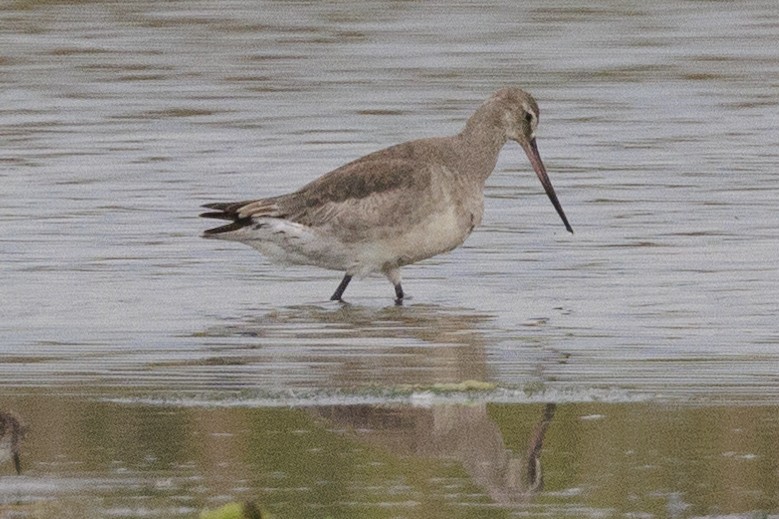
201;87;572;303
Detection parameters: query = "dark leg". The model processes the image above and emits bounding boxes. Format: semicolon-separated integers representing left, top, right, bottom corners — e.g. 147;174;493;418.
394;283;404;305
330;274;352;301
382;266;404;305
13;452;21;475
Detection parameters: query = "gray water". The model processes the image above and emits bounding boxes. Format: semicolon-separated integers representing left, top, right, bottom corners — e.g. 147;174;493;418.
1;1;779;517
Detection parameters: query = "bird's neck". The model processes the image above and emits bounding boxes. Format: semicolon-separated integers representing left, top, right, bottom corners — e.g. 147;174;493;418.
457;102;509;183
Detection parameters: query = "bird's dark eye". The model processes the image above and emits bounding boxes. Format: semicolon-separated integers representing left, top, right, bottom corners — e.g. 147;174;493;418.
524;112;534;124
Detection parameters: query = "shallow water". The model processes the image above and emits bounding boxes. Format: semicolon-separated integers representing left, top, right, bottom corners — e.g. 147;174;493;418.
2;1;779;517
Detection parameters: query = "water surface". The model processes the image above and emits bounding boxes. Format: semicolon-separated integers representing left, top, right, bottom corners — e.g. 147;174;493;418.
2;1;778;517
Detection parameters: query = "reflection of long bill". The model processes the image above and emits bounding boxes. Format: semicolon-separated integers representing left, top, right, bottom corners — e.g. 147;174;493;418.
521;138;573;233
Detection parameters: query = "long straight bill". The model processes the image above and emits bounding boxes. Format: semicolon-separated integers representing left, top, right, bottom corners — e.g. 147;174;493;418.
521;138;573;233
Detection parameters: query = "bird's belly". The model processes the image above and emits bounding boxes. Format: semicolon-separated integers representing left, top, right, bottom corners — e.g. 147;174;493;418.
221;205;477;277
358;205;475;269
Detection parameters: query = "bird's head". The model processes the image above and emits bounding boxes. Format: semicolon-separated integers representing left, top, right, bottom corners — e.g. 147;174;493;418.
490;87;573;233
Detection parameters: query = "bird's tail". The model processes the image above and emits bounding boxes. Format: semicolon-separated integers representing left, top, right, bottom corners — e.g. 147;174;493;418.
199;201;255;236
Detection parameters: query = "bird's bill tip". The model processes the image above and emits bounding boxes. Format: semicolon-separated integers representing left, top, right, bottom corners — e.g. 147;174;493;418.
520;138;573;234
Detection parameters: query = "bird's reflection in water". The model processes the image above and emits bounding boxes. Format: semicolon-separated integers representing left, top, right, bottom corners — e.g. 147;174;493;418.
310;402;556;504
201;303;505;388
211;303;495;346
201;303;558;504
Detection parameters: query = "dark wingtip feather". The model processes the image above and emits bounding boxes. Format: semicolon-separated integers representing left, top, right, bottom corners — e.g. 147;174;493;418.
201;202;232;211
202;220;253;235
199;211;235;220
200;202;254;235
200;199;271;235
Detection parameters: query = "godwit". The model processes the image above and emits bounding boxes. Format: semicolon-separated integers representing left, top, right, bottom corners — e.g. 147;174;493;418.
201;87;572;303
